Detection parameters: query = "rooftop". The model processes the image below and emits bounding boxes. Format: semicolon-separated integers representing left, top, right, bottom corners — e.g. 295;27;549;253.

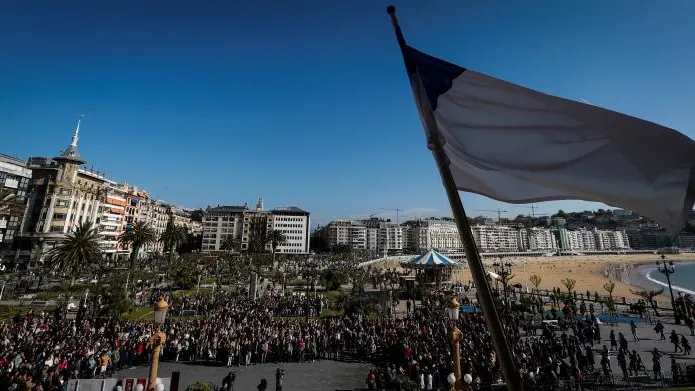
272;206;309;215
206;205;249;214
0;153;26;167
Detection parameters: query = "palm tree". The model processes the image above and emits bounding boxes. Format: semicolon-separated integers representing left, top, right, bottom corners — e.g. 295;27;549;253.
221;235;240;255
117;220;157;269
266;229;287;270
47;221;102;285
248;235;268;254
160;218;188;276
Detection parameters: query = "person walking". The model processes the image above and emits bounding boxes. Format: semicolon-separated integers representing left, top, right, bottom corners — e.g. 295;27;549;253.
671;330;683;353
651;348;663;381
275;368;284;391
630;319;639;341
655;320;666;340
681;335;691;355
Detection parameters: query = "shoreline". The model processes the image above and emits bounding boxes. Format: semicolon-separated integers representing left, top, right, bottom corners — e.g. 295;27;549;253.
374;253;695;302
626;261;695;297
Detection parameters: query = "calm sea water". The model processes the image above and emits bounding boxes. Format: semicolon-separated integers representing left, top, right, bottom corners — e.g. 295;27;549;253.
647;261;695;293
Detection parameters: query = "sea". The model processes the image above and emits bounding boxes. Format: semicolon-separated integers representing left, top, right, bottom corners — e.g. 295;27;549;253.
645;261;695;295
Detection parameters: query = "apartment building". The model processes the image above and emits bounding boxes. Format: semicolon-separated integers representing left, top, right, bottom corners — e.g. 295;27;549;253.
269;206;311;254
594;229;630;250
138;199;170;254
405;219;462;252
362;218;403;254
201;205;247;252
0;153;32;257
313;220;367;250
518;227;558;251
17;121;107;265
470;225;519;252
100;180;127;259
202;198;310;254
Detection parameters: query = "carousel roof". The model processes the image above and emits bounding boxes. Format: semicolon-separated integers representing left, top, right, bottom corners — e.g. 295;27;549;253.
407;250;458;267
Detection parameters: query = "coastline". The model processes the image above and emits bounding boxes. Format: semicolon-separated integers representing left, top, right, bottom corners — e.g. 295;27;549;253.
374;253;695;302
627;261;695;297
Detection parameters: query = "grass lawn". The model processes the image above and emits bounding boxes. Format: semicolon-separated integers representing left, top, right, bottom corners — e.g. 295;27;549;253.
0;306;30;322
319;308;344;318
122;307;153;322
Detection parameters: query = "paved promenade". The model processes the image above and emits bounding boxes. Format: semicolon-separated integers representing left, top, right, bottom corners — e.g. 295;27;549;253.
118;360;372;391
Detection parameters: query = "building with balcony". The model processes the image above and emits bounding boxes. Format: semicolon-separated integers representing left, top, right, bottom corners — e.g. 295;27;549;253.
518;227;558;251
0;153;32;258
202;198;311;254
313;220;367;250
201;205;247;253
470;225;520;252
404;219;462;252
16;120;107;266
100;180;127;259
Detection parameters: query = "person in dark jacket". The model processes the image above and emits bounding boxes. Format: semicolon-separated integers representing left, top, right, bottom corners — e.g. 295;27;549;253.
221;371;235;391
258;378;268;391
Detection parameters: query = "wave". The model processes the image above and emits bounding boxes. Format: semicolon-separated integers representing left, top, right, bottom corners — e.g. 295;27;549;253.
644;268;695;296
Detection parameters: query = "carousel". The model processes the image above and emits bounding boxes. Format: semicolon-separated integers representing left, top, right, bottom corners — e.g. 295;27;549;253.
402;249;460;292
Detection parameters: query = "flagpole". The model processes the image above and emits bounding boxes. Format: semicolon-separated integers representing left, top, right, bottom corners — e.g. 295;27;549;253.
386;6;521;390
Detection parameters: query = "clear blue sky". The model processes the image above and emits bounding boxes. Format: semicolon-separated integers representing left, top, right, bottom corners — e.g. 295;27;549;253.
2;1;694;226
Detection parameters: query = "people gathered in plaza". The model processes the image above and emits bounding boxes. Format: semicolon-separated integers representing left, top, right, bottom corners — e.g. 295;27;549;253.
1;284;693;390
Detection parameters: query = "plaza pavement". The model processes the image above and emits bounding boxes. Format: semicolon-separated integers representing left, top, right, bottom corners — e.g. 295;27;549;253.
390;297;695;375
117;359;373;391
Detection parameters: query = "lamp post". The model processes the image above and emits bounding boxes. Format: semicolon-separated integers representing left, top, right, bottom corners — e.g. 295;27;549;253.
148;297;168;391
657;255;680;324
447;298;463;391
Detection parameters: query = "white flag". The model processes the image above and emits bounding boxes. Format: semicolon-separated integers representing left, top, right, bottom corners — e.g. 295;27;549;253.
405;46;695;233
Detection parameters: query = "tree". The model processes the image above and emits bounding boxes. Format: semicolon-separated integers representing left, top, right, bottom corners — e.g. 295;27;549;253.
170;257;199;290
160;217;188;277
320;269;347;291
631;288;664;316
117;220;157;269
220;236;240;254
248;235;268;254
266;229;287;270
99;284;133;317
561;278;576;294
603;280;616;302
47;221;102;285
529;275;542;293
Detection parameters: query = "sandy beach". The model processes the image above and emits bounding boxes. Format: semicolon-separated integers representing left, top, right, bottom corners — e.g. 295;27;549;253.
373;253;695;303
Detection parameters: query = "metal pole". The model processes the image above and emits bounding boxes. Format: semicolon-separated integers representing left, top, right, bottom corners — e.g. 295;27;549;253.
386;6;520;389
665;271;679;323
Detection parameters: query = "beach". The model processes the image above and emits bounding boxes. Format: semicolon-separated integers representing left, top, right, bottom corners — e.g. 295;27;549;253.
374;253;695;303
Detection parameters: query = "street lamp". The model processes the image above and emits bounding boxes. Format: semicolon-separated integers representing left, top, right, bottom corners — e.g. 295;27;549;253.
657;255;680;324
148;297;168;391
447;298;463;391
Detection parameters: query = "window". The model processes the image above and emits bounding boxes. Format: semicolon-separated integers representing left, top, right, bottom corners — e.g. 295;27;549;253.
56;200;69;207
50;226;63;232
59;188;71;196
53;213;66;220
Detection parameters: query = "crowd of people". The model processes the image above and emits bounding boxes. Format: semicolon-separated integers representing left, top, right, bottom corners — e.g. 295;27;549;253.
0;283;691;391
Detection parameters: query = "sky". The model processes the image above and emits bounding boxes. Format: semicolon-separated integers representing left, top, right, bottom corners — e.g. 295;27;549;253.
1;1;694;227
